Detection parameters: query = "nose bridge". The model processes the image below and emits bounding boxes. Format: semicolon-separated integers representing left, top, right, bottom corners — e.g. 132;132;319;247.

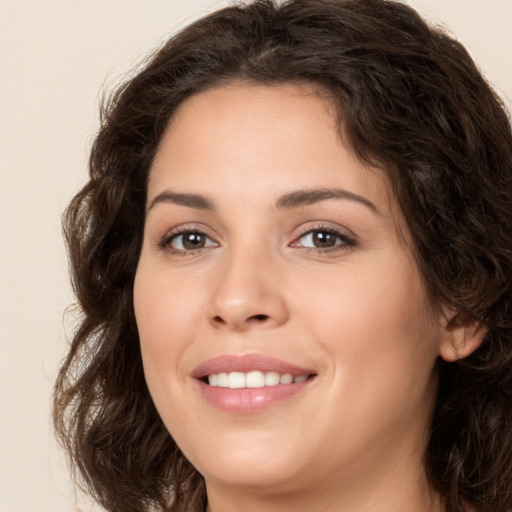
207;239;289;331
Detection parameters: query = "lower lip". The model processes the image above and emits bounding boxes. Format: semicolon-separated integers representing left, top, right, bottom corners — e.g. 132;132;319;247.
196;379;313;414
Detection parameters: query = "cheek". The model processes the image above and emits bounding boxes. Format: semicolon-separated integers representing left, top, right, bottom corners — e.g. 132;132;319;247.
134;262;203;349
298;257;440;393
296;262;440;455
133;265;198;402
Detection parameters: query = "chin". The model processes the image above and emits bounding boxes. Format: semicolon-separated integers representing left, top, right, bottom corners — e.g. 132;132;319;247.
183;430;307;491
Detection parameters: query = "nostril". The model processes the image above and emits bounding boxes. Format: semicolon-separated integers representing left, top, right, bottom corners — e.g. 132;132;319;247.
250;314;269;322
210;313;271;328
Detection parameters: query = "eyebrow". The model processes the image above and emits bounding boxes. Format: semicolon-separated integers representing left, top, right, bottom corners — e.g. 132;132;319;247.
274;188;380;215
147;191;215;211
147;187;380;215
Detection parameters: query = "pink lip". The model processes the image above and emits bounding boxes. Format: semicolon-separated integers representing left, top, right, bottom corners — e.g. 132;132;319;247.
192;354;317;414
192;354;314;378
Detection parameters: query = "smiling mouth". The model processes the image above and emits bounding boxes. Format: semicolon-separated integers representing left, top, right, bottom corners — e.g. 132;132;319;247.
194;356;317;412
204;371;315;388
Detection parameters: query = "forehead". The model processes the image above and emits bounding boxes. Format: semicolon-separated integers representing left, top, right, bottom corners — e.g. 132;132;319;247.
148;83;395;217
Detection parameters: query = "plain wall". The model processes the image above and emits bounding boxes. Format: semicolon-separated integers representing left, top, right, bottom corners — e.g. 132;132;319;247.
1;1;510;511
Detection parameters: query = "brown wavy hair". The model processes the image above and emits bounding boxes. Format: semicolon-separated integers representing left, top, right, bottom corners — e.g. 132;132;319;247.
54;1;512;511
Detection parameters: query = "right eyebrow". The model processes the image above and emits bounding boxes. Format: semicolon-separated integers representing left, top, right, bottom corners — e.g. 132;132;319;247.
147;190;215;212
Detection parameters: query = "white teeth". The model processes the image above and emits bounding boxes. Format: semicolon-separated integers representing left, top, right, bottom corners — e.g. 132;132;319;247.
280;373;293;384
206;371;309;388
265;371;280;386
246;371;265;388
217;372;228;387
228;372;245;388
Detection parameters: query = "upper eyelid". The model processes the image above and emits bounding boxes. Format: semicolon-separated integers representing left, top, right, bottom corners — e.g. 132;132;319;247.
166;229;217;244
161;223;217;239
291;221;357;240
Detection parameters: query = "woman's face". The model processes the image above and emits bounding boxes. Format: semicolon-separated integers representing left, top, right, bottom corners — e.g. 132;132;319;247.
134;83;447;498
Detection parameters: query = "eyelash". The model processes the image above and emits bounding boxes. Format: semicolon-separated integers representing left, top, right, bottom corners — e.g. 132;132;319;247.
292;224;357;253
158;224;357;256
157;226;216;256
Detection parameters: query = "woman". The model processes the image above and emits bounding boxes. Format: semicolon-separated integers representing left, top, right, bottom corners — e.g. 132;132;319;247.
53;0;512;511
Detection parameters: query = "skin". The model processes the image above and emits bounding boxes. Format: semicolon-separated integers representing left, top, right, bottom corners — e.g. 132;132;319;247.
134;83;480;511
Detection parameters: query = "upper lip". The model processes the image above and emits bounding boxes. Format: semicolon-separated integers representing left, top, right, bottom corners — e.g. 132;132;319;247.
192;354;315;379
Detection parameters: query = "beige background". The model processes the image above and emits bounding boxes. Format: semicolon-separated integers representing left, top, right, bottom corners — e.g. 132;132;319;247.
1;1;511;511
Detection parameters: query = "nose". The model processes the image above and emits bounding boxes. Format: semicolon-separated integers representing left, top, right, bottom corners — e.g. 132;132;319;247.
206;248;289;332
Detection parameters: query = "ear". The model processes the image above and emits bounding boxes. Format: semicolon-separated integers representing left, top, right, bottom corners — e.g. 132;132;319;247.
438;307;487;362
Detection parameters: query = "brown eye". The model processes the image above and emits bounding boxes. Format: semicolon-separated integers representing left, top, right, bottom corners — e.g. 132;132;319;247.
293;228;356;252
168;231;216;251
311;231;337;248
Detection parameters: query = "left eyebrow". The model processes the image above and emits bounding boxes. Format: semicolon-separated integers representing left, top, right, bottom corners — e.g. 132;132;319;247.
274;188;381;215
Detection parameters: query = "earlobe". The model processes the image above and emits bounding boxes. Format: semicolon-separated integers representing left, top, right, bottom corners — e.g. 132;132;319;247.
438;309;487;362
